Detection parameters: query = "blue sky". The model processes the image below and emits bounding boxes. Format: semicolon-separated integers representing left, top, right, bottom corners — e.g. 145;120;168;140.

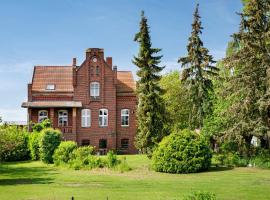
0;0;242;122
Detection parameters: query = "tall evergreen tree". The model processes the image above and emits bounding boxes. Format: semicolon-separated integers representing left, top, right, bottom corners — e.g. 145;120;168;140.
133;11;166;156
223;0;270;151
178;4;219;130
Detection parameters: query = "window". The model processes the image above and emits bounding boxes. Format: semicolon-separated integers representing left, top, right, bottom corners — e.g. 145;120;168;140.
81;109;91;127
81;139;90;146
90;66;94;76
96;66;100;76
46;84;55;90
58;110;68;127
99;109;108;127
121;139;129;149
38;110;48;123
99;139;107;149
90;82;100;97
121;109;129;126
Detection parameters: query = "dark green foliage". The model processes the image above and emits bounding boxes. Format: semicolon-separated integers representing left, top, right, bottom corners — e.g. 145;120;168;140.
184;191;216;200
0;126;29;161
53;141;77;166
178;4;218;129
32;119;51;132
222;0;270;152
28;132;40;160
152;129;212;173
133;11;166;156
39;128;62;164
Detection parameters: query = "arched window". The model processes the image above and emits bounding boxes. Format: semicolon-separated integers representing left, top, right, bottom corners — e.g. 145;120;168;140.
58;110;68;127
99;109;108;127
81;109;91;127
121;109;129;126
90;82;100;97
38;110;48;123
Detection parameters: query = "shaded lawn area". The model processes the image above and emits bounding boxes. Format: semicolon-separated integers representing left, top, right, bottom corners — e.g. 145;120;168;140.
0;155;270;200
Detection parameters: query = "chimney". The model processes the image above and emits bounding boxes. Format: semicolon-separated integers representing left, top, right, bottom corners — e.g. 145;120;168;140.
106;57;112;67
72;58;77;67
113;65;117;84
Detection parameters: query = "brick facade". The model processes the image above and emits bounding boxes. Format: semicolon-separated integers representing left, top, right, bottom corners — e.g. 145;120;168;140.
22;48;137;154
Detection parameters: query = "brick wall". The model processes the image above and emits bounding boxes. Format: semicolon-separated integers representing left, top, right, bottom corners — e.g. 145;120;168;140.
28;48;137;154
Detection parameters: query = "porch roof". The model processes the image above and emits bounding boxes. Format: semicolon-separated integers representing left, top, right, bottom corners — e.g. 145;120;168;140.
21;101;82;108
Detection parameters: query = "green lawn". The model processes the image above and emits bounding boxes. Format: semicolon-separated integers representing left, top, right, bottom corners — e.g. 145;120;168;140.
0;155;270;200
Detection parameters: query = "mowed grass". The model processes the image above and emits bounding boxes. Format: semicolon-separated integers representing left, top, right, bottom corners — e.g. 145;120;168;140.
0;155;270;200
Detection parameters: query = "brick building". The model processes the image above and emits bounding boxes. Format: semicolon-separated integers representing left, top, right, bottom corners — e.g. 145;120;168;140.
22;48;137;154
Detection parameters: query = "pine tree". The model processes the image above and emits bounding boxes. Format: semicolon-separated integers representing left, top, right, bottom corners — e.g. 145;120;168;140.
223;0;270;151
133;11;166;156
178;4;219;130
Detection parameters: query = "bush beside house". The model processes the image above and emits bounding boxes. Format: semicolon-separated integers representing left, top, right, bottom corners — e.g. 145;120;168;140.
39;128;62;164
0;126;29;161
152;129;212;173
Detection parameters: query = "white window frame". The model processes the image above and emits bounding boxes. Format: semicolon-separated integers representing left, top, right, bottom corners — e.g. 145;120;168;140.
121;109;129;127
58;110;68;127
81;109;91;127
99;109;108;127
90;82;100;97
38;110;48;123
46;84;55;90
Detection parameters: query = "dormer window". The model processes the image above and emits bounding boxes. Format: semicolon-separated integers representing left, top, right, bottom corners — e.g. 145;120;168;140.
90;82;100;97
46;84;55;91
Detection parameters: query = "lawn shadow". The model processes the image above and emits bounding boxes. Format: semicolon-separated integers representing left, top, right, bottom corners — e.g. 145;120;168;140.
0;177;54;185
207;166;234;172
0;162;57;186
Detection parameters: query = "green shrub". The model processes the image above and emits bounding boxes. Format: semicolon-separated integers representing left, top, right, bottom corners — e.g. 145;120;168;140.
39;128;62;164
32;119;51;132
0;126;29;161
152;129;212;173
28;132;40;160
53;141;77;166
250;149;270;169
106;150;119;168
69;146;97;169
184;191;216;200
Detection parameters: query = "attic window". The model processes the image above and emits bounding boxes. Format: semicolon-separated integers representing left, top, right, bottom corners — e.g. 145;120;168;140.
46;84;55;90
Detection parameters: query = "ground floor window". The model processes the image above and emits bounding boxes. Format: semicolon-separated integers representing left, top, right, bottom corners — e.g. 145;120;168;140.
58;110;68;127
121;139;129;149
38;110;48;123
81;139;90;146
99;139;107;149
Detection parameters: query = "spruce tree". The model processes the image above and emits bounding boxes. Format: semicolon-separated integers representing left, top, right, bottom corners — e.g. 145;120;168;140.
178;4;219;130
223;0;270;151
133;11;166;156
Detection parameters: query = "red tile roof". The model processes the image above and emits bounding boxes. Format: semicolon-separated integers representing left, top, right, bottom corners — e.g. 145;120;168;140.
31;66;135;94
116;71;136;94
32;66;74;92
